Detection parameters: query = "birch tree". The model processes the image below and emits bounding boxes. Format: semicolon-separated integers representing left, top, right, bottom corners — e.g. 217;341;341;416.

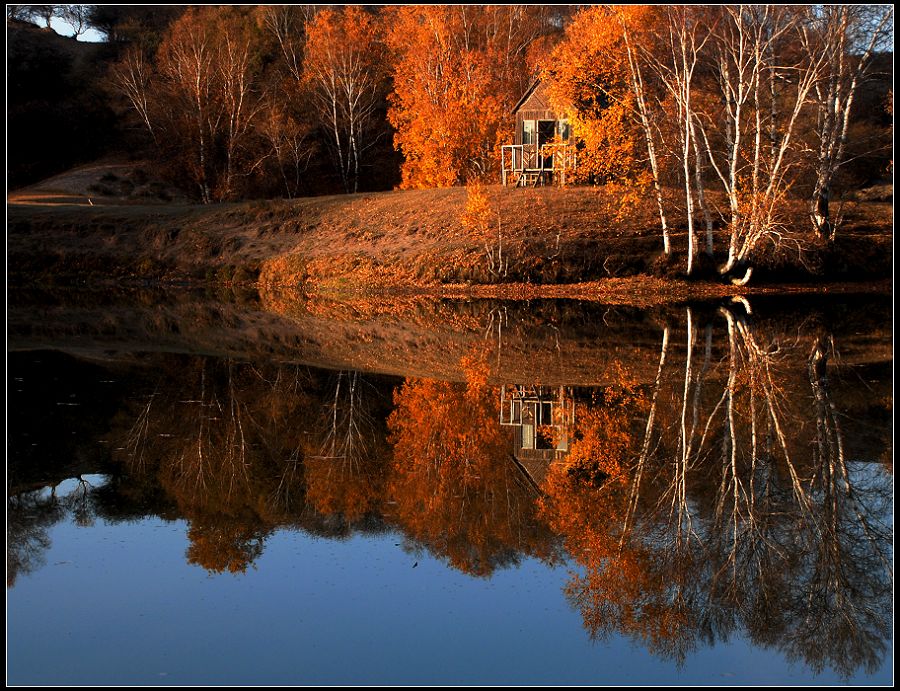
111;46;158;146
688;6;824;282
303;7;387;193
154;8;264;202
156;10;219;203
800;6;894;239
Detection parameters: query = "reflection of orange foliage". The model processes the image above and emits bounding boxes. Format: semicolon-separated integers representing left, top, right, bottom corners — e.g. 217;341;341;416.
560;367;646;486
110;358;314;572
387;351;554;575
538;375;688;652
304;454;386;522
186;519;267;574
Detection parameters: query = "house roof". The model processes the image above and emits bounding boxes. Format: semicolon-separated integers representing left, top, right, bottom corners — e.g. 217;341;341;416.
511;79;543;115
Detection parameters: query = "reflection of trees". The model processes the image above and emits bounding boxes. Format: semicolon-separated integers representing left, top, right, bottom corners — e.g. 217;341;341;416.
387;352;557;576
7;476;100;587
186;518;268;575
538;376;695;658
541;305;893;677
12;331;888;673
110;357;315;573
305;371;389;522
7;489;63;587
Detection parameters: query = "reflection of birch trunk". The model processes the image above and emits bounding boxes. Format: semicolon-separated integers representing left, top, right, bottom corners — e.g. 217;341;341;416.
808;336;892;576
124;391;156;472
715;306;813;585
673;307;695;540
484;306;507;369
625;324;669;537
718;308;743;576
313;371;374;477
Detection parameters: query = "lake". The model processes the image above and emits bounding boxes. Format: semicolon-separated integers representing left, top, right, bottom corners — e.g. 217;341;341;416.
7;288;893;685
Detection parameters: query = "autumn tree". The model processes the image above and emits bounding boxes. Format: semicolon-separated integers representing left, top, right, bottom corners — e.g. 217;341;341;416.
386;6;565;188
107;357;319;570
254;99;316;199
303;6;388;193
256;5;318;84
536;376;700;658
145;7;266;202
544;7;655;203
253;6;321;198
110;46;158;145
186;518;269;575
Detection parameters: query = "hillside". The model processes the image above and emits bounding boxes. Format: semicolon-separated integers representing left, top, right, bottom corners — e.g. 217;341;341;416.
7;177;892;296
7;19;118;188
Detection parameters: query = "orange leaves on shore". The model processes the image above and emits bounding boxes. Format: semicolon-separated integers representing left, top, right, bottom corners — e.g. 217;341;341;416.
386;7;564;188
386;7;506;188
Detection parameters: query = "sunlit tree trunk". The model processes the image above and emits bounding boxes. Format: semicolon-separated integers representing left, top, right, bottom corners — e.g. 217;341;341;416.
620;18;670;254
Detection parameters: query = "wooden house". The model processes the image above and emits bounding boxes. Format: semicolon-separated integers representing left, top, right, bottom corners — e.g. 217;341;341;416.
499;384;574;464
501;79;577;187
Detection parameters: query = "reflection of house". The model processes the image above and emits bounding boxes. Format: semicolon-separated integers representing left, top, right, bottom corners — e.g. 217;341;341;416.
499;384;575;463
501;79;577;187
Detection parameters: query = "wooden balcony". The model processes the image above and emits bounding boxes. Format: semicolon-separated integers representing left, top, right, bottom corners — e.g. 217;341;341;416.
501;143;577;187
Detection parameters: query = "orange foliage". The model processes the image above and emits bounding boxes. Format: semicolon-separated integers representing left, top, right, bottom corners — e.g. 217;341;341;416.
303;7;387;193
386;7;561;188
186;518;268;574
537;374;690;651
304;455;385;522
386;7;506;188
302;373;390;522
544;6;660;191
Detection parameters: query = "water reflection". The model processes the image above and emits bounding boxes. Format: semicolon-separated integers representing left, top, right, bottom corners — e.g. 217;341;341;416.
386;351;558;575
6;297;892;678
538;304;893;676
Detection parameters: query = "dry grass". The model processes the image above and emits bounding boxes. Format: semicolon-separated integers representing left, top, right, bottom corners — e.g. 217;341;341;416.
8;180;893;299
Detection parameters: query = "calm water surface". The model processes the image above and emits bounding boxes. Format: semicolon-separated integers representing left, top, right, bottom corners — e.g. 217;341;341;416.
7;290;893;685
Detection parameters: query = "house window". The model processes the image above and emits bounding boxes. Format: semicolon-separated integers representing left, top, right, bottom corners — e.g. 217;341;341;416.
558;120;571;141
522;120;535;145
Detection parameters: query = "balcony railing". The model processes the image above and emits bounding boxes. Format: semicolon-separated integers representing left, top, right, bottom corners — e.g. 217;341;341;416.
501;143;577;187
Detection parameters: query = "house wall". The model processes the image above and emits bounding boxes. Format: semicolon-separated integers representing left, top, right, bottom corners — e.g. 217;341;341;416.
513;81;559;145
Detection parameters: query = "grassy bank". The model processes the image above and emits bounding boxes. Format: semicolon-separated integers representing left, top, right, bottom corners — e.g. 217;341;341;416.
7;183;893;299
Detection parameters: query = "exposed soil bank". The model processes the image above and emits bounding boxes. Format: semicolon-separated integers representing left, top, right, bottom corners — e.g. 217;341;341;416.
7;185;893;302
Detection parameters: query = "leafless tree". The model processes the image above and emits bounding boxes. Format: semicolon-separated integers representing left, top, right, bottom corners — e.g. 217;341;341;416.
58;4;90;39
303;7;388;193
111;46;158;145
799;6;894;239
